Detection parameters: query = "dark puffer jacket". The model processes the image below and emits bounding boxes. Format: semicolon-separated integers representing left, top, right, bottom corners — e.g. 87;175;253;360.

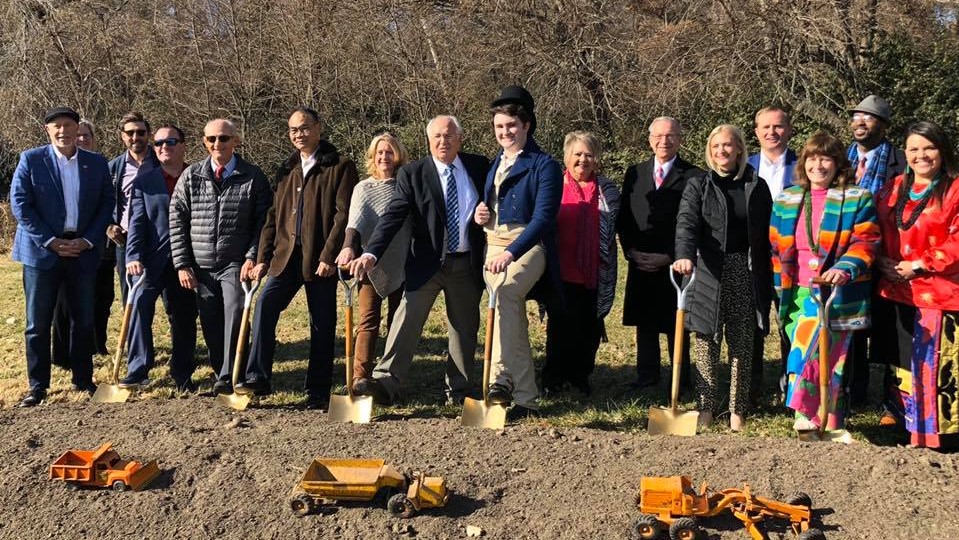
170;155;273;270
674;164;773;338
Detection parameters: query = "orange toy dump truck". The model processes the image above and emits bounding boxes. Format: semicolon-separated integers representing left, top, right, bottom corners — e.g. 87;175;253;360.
49;442;160;491
631;476;827;540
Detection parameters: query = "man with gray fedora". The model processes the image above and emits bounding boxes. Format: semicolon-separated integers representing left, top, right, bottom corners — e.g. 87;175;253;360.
846;94;906;417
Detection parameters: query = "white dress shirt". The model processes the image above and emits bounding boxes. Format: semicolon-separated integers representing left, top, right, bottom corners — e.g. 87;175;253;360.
301;151;317;178
758;151;788;200
654;155;677;183
52;146;81;232
434;155;478;253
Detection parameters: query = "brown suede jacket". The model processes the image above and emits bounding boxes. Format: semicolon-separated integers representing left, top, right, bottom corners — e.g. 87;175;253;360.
257;140;358;280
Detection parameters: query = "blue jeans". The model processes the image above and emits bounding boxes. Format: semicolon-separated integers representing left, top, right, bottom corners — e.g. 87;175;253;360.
23;260;96;391
126;262;199;384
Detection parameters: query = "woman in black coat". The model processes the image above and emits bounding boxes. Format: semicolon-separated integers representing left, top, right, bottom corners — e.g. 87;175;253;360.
672;124;772;432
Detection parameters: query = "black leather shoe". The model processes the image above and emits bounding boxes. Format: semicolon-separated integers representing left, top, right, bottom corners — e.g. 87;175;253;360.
72;381;99;395
235;378;272;396
19;390;46;407
507;405;538;422
212;379;233;395
354;377;391;406
487;384;512;406
303;394;329;411
175;380;199;394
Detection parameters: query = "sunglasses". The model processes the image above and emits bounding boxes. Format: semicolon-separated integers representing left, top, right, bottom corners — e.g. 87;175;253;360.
205;135;233;143
154;138;182;147
123;129;148;137
851;113;876;122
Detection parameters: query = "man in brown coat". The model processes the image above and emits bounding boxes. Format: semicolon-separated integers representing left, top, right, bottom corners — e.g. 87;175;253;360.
238;107;358;409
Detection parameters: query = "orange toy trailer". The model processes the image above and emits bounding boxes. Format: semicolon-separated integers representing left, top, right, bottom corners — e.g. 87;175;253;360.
631;476;827;540
49;443;160;491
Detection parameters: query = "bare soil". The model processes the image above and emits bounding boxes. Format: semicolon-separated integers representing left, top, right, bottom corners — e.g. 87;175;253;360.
0;398;956;540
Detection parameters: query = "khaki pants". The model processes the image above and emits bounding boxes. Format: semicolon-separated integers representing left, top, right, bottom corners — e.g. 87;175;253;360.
484;243;545;408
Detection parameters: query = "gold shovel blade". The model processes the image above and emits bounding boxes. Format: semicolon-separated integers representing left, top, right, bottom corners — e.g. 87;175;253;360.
797;429;854;444
214;392;250;411
328;395;373;424
461;397;507;429
90;384;132;404
647;406;699;436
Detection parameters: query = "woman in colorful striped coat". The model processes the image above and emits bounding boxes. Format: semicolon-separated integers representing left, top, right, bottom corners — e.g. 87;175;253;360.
770;131;880;435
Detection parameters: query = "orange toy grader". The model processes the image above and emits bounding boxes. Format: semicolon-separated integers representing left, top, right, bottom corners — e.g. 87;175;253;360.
49;443;160;491
631;476;827;540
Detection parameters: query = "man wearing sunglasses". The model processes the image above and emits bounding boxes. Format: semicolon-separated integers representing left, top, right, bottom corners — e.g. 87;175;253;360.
107;111;160;302
116;125;203;392
170;118;272;394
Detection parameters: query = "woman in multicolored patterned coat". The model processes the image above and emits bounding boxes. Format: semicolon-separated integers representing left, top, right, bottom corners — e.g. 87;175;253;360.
874;121;959;449
770;131;880;435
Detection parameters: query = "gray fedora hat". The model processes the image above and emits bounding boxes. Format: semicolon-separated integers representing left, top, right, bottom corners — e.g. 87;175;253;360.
850;95;892;123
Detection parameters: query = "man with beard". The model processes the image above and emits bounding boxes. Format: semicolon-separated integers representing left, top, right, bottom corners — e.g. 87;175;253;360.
238;107;357;409
846;95;906;418
107;112;159;301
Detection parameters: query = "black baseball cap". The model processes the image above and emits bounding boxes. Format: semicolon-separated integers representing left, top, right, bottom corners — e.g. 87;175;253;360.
43;107;80;124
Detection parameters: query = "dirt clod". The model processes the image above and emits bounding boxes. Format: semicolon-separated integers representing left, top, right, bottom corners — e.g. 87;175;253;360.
465;525;484;537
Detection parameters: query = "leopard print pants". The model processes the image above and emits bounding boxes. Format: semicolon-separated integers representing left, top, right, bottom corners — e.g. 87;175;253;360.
692;252;755;416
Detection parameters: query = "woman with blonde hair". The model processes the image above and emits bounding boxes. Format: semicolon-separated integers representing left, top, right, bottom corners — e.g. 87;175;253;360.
335;131;410;390
672;124;773;431
541;131;620;396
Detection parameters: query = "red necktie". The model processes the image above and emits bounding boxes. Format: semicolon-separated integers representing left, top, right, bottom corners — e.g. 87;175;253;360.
855;157;867;182
215;165;225;182
655;166;665;189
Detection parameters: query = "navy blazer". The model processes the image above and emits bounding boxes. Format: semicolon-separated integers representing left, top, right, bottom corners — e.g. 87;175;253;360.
747;149;798;194
10;145;113;272
482;138;563;260
125;161;172;276
365;152;490;291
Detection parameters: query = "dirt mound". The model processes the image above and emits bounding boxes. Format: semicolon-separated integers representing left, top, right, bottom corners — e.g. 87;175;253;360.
1;399;956;539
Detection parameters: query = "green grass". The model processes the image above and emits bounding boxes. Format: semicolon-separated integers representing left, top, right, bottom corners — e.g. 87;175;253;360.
0;256;903;445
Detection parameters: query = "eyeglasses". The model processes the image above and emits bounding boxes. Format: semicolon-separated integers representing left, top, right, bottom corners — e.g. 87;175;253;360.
154;138;182;147
651;134;678;141
76;134;93;140
851;113;876;122
205;135;233;143
123;129;147;137
288;123;316;136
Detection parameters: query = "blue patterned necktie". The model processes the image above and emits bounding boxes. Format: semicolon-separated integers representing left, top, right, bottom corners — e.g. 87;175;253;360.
445;164;459;253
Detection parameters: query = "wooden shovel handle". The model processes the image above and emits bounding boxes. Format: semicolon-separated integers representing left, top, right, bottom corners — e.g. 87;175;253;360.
670;309;686;410
482;307;495;402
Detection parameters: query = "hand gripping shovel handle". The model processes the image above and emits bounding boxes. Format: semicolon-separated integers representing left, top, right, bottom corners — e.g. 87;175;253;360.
668;269;696;410
338;267;360;397
482;271;508;405
230;279;261;388
111;271;148;384
809;277;839;437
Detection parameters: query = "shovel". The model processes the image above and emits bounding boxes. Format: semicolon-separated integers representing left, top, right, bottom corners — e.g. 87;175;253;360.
648;269;699;436
215;279;260;411
91;271;148;403
798;277;853;444
328;267;373;423
462;271;508;429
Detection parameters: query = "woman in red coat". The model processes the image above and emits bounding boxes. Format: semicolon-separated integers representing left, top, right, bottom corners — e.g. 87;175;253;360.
875;121;959;449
